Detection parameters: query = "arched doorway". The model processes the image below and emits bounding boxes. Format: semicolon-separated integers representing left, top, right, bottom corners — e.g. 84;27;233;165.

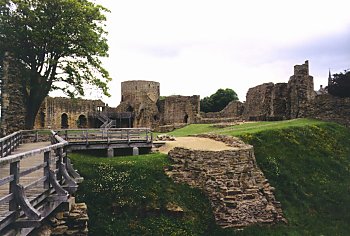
77;114;87;128
61;113;69;129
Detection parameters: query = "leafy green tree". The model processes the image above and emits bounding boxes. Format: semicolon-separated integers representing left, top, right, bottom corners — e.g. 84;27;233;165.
328;70;350;98
0;0;110;129
200;88;239;112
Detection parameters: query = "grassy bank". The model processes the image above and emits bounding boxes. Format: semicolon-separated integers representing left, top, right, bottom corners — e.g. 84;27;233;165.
70;119;350;235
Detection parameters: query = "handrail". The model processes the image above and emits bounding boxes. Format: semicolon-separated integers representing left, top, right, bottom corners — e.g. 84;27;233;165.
0;130;82;233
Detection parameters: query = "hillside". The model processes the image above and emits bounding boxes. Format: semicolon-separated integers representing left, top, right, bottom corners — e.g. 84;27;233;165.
70;119;350;235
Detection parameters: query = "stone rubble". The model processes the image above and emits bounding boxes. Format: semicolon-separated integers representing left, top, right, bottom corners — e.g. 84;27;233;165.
165;134;287;228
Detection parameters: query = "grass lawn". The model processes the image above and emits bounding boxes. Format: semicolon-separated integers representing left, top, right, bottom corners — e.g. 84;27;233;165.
160;118;326;137
70;119;350;235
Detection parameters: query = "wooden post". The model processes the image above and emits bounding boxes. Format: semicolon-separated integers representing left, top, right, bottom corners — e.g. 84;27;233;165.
8;137;12;155
1;141;3;158
9;161;20;211
56;147;63;182
35;131;38;142
65;130;68;140
146;129;149;142
44;151;51;189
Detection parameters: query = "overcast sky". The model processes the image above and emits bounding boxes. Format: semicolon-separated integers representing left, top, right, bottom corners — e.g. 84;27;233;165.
80;0;350;107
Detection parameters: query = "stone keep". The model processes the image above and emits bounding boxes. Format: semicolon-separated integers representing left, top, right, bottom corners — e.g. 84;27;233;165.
287;60;315;119
117;80;161;128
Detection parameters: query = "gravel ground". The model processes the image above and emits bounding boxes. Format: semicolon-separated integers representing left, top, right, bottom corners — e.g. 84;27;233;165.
158;137;235;154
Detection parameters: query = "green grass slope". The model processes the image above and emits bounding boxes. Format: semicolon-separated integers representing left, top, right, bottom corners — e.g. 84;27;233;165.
71;119;350;235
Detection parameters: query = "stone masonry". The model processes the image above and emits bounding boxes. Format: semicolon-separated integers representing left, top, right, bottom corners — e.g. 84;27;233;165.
306;94;350;127
243;61;315;121
34;97;105;129
287;60;315;118
158;95;200;125
31;202;89;235
165;134;286;228
0;52;27;135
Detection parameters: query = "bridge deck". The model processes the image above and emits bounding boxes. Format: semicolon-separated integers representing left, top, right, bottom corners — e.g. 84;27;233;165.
0;142;51;221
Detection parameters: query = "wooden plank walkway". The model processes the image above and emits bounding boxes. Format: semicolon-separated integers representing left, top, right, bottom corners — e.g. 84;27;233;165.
0;142;51;221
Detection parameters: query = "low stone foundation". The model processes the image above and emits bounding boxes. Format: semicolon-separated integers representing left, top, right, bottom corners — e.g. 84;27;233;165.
165;134;286;228
31;202;88;236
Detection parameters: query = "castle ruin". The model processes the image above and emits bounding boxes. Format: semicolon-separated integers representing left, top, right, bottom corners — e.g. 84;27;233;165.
1;58;349;134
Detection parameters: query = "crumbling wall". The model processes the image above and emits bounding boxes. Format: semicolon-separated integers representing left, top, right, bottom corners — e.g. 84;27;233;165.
159;95;200;125
1;52;26;135
270;83;289;120
243;61;315;121
306;94;350;127
166;134;286;228
201;101;244;119
121;80;160;104
243;83;275;121
287;60;315;119
34;97;105;129
116;80;160;128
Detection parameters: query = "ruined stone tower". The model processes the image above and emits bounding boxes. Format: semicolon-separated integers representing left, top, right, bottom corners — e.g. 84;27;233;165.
117;80;160;128
287;60;315;118
121;80;160;104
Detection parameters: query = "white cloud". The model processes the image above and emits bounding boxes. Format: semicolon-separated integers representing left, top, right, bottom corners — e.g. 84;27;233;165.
80;0;350;106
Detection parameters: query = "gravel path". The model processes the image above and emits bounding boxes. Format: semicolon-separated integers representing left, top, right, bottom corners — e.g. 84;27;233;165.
158;137;234;154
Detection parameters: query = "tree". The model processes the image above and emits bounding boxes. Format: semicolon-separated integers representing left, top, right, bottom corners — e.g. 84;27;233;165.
0;0;111;129
328;70;350;98
200;88;239;113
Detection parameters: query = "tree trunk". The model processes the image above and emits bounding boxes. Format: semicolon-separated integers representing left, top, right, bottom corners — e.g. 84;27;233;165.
24;90;48;130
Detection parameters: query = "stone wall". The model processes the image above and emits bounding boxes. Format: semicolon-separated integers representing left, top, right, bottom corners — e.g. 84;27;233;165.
31;202;89;235
121;80;160;104
1;52;26;135
201;101;244;119
165;134;286;228
306;94;350;127
34;97;105;129
243;61;315;121
287;61;315;119
243;83;275;120
158;95;200;125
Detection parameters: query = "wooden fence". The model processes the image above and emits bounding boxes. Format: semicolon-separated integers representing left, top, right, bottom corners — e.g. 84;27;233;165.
0;130;82;233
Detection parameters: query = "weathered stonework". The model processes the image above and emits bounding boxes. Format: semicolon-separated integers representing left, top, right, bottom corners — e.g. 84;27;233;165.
243;61;316;121
32;202;89;236
165;134;286;228
34;97;105;129
116;80;201;128
158;95;200;125
306;94;350;127
0;53;27;135
287;61;315;119
243;83;275;121
201;101;244;119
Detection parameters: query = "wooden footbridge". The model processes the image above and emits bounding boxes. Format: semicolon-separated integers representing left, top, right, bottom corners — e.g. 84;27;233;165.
0;128;153;235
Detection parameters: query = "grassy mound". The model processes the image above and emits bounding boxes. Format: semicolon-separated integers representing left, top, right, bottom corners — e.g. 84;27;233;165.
70;119;350;235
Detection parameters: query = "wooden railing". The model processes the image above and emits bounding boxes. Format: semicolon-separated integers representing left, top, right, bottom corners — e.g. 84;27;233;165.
0;131;22;158
0;130;83;233
57;128;153;143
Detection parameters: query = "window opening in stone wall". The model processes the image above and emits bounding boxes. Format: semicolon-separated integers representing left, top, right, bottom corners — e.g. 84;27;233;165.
61;113;69;129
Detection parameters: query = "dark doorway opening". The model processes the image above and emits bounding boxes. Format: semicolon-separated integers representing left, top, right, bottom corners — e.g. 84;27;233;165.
78;114;87;128
61;113;69;129
184;114;189;123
